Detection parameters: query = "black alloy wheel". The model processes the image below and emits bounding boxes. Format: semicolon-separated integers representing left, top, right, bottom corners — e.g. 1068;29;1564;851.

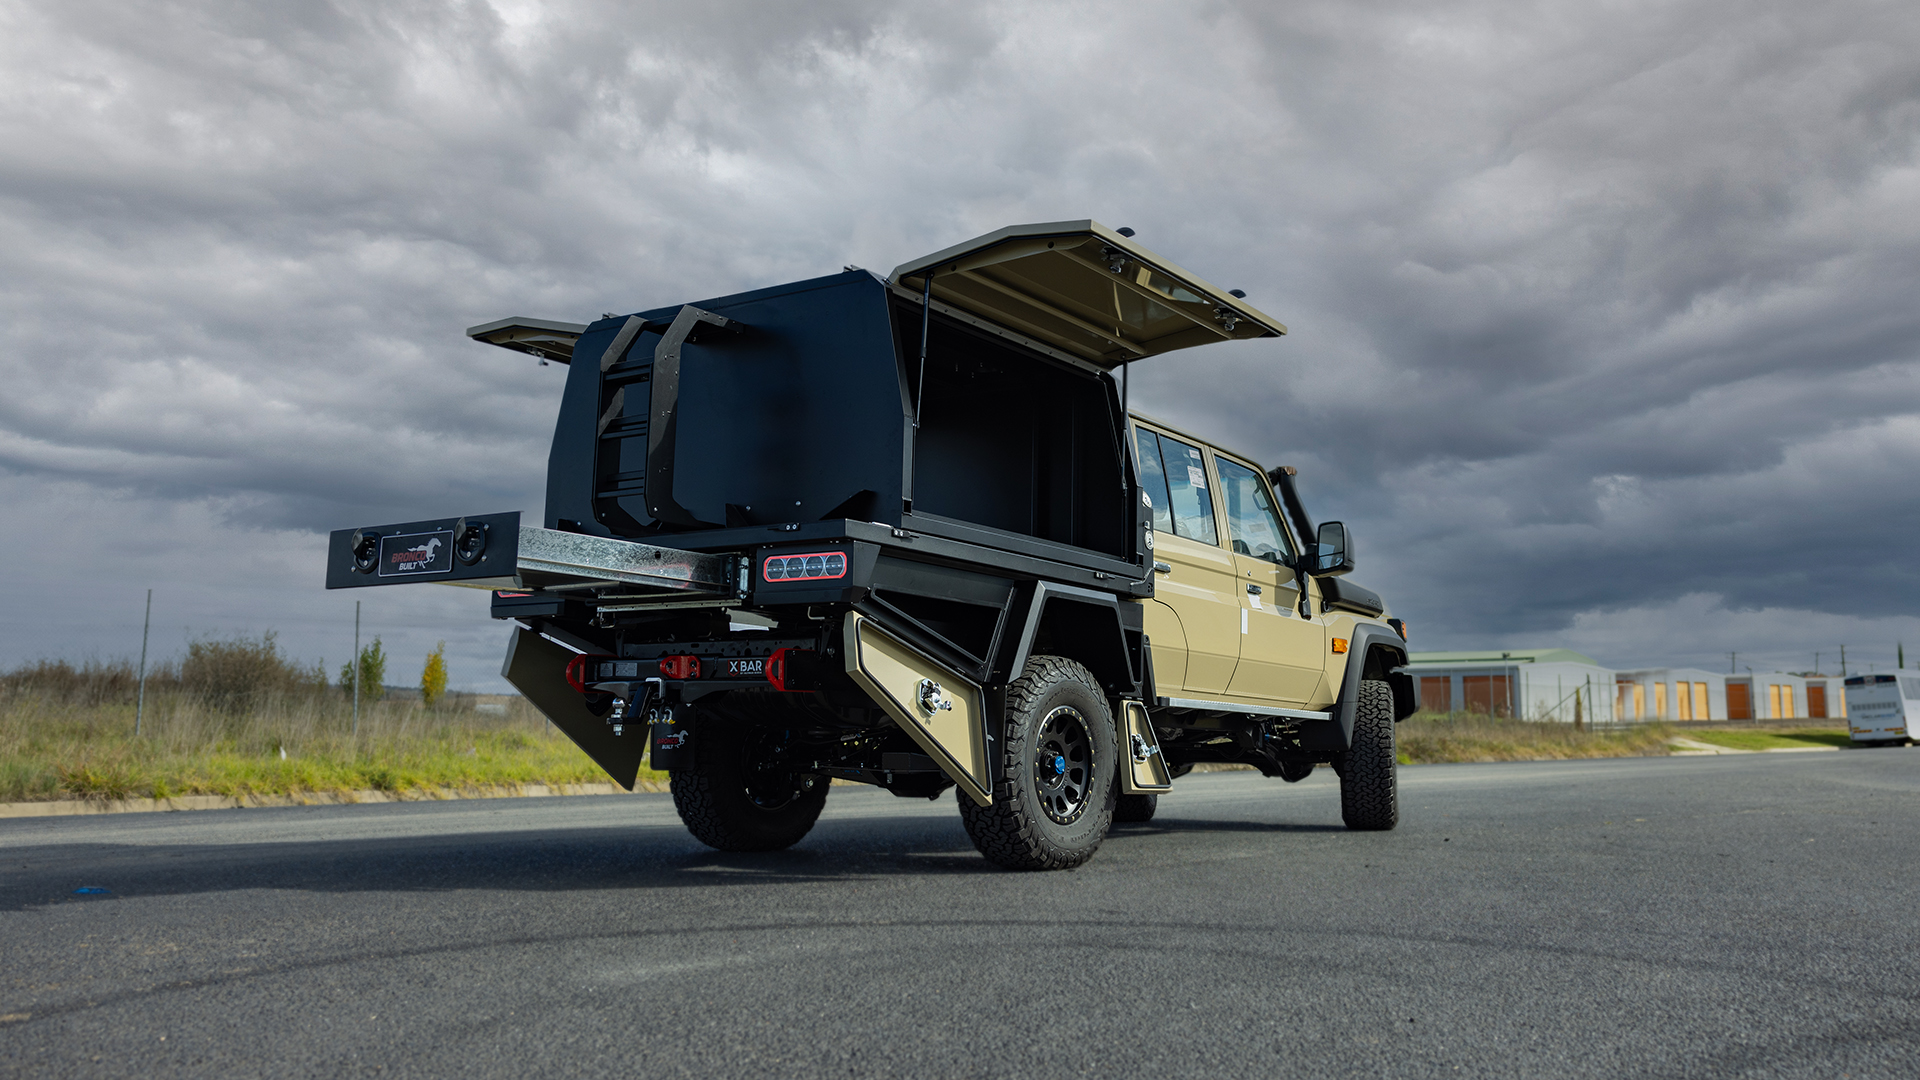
1033;706;1094;825
957;655;1117;870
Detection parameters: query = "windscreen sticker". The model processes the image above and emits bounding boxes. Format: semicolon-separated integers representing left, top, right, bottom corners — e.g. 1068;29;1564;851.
1187;465;1207;488
378;530;455;576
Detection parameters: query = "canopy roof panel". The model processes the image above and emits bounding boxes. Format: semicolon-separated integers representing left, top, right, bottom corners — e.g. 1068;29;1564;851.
890;220;1285;367
467;316;590;365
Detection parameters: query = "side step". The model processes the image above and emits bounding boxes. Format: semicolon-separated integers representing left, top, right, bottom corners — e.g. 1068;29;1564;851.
1154;695;1331;721
324;511;740;597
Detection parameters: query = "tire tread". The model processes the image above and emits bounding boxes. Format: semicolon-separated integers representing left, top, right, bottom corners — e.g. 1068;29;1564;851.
1339;679;1399;831
958;655;1116;870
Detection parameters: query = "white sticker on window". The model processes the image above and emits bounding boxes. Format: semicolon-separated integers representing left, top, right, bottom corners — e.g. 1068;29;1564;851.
1187;465;1206;487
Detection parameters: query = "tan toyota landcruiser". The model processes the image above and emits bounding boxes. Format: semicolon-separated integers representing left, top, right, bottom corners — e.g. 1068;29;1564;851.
326;219;1414;870
1123;412;1408;832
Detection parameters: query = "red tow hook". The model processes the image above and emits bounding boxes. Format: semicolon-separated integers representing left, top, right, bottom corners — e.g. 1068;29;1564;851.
766;647;814;693
659;654;701;680
767;648;794;692
565;653;613;694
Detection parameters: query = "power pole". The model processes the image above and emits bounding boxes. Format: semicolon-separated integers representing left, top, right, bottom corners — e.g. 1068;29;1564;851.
1729;652;1736;675
134;589;152;737
352;600;362;738
1840;644;1847;677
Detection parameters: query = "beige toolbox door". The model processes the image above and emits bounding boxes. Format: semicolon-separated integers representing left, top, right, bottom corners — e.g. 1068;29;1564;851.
1119;700;1173;794
842;614;993;807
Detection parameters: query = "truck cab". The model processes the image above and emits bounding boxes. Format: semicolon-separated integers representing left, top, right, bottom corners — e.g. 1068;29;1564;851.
327;220;1413;869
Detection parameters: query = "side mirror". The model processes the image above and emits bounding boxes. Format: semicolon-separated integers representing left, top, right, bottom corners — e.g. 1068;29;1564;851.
1310;521;1354;577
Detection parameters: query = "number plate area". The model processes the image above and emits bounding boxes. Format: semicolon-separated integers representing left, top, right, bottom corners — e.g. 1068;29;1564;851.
378;530;455;577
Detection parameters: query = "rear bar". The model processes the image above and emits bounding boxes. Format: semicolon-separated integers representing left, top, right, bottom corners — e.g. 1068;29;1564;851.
324;511;739;596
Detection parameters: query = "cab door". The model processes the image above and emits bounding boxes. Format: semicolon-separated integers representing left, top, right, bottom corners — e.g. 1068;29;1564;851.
1214;453;1326;706
1134;425;1240;696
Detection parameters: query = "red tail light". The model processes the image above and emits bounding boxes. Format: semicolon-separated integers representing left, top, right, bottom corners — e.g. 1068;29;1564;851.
762;551;848;582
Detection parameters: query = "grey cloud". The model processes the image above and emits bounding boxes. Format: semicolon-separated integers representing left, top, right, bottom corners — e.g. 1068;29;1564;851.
3;0;1919;686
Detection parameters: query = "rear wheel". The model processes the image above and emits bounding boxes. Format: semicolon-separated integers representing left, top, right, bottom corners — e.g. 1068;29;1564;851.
1113;793;1158;823
670;719;828;852
958;656;1117;869
1338;679;1398;831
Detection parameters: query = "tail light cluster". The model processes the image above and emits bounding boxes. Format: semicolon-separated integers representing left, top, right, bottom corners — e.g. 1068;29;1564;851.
762;551;847;582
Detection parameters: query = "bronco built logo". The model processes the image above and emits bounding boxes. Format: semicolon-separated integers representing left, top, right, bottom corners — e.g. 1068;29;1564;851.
377;530;455;576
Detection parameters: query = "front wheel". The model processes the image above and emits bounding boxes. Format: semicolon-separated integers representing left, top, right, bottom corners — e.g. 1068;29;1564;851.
670;719;829;852
1337;679;1398;831
958;656;1117;870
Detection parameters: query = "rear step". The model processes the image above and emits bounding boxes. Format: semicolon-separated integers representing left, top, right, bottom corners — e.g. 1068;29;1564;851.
324;511;741;599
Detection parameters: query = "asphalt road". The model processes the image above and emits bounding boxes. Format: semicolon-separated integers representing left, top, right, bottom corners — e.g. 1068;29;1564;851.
2;750;1917;1079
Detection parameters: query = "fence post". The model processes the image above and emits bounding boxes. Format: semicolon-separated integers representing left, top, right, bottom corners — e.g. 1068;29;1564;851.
352;600;361;739
134;589;152;737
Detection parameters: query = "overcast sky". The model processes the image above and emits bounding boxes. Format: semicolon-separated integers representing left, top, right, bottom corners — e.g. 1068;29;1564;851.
4;0;1918;691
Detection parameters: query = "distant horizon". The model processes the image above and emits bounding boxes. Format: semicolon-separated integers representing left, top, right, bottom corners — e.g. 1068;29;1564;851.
5;0;1919;693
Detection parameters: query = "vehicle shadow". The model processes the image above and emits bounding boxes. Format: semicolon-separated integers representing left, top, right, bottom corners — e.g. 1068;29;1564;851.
1;802;1350;912
0;813;1002;911
1113;818;1346;836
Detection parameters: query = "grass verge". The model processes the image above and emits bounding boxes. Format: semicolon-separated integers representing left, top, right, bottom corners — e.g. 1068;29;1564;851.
1;657;665;802
1396;713;1676;763
1679;728;1851;751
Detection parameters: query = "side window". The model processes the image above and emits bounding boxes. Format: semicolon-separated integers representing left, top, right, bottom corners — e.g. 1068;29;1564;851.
1133;427;1174;535
1155;432;1219;545
1216;457;1294;564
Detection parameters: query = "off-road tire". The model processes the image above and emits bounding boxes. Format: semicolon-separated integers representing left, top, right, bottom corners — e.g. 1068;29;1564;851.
1113;793;1158;823
670;718;828;852
958;655;1117;869
1338;678;1398;831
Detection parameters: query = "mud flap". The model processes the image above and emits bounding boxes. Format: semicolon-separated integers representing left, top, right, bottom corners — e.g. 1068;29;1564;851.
1118;700;1172;795
500;626;647;790
842;613;993;807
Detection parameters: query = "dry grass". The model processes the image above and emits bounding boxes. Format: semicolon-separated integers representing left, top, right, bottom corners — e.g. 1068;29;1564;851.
1679;726;1852;751
0;642;665;803
1397;712;1676;763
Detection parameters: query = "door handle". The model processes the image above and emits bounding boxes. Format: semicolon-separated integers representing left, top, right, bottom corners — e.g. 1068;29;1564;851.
1246;583;1262;595
1153;561;1172;575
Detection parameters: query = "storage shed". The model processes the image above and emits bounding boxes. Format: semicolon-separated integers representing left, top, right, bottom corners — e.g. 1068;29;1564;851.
1613;669;1727;722
1405;649;1617;723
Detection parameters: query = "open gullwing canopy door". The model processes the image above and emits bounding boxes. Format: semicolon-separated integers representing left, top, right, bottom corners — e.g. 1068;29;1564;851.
889;220;1286;366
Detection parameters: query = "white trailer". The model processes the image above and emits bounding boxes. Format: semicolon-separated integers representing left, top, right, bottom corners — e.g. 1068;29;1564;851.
1842;674;1920;744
